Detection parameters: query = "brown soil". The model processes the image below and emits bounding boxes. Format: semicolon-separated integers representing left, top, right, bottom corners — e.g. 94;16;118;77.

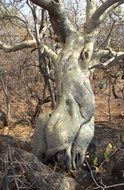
1;91;123;139
0;91;124;189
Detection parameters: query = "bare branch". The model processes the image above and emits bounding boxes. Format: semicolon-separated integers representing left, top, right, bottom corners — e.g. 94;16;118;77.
82;0;98;66
86;159;124;190
86;0;97;22
39;9;46;33
85;159;104;189
0;40;37;52
44;45;57;63
0;40;57;63
30;0;76;43
94;48;113;58
98;20;115;48
103;52;124;68
85;0;124;33
0;13;35;39
90;50;124;69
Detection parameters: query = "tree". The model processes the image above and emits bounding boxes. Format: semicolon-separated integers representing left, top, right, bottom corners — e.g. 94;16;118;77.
0;0;124;171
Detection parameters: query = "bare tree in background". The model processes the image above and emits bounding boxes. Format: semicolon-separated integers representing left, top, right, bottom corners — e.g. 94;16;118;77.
0;0;124;170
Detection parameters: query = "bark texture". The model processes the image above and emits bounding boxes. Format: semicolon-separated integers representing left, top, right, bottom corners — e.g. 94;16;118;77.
31;0;124;171
1;0;123;172
0;137;83;190
33;33;95;170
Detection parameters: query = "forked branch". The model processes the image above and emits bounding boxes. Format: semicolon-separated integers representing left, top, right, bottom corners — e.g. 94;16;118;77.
85;0;124;33
30;0;76;43
90;50;124;69
0;40;57;63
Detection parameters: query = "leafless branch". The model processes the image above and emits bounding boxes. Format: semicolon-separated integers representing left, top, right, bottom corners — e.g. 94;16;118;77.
85;0;124;33
86;159;124;190
98;20;115;48
85;159;105;190
30;0;76;43
0;40;57;62
90;50;124;70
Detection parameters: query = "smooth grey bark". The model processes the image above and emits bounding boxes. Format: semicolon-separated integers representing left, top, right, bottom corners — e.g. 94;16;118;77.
33;33;95;170
1;0;123;171
30;0;124;171
32;111;52;159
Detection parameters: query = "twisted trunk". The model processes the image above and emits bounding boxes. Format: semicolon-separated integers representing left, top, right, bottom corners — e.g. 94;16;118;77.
33;33;95;170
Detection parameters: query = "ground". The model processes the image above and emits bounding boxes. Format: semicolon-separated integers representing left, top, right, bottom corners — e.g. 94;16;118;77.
1;88;123;138
0;84;124;189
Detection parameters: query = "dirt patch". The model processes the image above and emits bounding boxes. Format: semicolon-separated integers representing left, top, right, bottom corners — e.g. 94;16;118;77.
0;90;124;189
95;94;124;122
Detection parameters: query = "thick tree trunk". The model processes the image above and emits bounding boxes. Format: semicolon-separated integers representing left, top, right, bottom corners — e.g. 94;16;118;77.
33;33;95;170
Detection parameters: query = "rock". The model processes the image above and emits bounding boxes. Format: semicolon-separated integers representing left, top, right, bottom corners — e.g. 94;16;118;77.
0;136;83;190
